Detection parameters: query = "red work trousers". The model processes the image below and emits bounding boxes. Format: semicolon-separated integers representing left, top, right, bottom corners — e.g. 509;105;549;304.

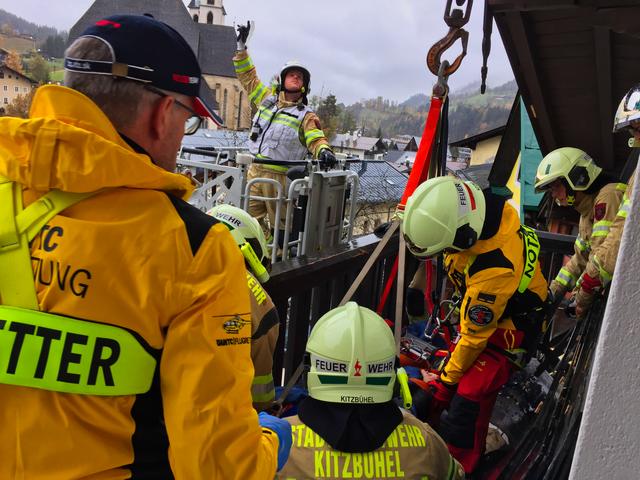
440;347;515;474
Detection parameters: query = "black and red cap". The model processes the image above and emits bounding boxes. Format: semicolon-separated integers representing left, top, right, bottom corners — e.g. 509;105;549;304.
65;14;223;126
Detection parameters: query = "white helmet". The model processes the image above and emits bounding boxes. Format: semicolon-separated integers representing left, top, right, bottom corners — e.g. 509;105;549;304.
279;60;310;99
306;302;397;404
207;204;270;282
613;84;640;147
402;176;486;258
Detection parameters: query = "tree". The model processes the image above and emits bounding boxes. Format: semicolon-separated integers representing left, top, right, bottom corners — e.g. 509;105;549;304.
5;50;23;74
4;88;36;118
41;34;66;58
376;126;383;139
0;24;16;36
24;54;49;84
316;94;340;140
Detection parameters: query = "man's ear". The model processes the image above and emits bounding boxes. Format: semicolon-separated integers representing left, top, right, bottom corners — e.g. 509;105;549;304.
148;95;174;140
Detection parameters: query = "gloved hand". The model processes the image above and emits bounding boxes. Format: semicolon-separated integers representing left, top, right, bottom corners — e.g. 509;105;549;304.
408;377;456;428
318;149;337;170
578;273;602;295
258;411;292;471
236;20;254;51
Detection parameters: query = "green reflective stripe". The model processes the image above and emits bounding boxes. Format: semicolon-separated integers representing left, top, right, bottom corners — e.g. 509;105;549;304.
0;305;155;395
575;236;589;252
257;105;276;123
618;199;630;218
555;268;575;288
249;83;269;104
261;164;289;173
273;115;301;130
304;129;325;146
616;182;627;192
593;255;613;283
253;373;274;385
592;220;613;237
233;56;254;73
518;225;540;293
252;374;275;402
252;389;275;403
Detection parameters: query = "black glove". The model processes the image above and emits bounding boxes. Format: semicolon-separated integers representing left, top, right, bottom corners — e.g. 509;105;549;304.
318;149;336;170
236;21;253;50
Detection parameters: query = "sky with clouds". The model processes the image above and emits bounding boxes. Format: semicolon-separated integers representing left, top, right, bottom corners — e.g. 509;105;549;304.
0;0;514;104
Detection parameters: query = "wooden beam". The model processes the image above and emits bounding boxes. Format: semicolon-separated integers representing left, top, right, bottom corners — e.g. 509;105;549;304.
594;26;615;170
489;0;578;13
495;10;557;154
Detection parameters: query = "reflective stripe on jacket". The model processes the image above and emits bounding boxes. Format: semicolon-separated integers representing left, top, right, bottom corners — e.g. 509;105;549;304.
550;182;626;294
591;172;635;282
0;85;278;479
442;201;548;385
247;271;280;410
233;50;330;161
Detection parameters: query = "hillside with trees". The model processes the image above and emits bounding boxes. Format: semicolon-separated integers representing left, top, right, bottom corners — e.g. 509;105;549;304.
312;80;517;142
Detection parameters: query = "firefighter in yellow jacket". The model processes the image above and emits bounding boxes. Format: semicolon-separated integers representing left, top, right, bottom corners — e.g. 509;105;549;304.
574;87;640;315
232;21;336;241
534;147;626;316
276;302;465;480
208;204;280;410
402;176;548;474
0;15;291;479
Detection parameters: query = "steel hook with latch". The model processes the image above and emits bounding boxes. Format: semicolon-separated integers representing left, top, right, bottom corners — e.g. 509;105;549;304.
427;0;473;77
427;27;469;77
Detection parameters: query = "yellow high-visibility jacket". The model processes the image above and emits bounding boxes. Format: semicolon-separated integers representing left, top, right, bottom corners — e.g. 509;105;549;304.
0;85;278;479
442;201;548;385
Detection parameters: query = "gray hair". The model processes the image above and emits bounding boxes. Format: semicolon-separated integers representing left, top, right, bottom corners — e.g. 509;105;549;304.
64;37;155;130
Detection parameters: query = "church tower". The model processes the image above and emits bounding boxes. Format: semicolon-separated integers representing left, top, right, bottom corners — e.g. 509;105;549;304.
187;0;226;26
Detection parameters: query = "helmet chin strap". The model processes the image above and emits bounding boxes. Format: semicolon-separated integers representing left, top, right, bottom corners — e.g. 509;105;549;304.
283;86;305;94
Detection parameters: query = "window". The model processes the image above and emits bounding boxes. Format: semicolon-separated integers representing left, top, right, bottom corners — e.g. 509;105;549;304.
3;98;8;104
23;87;27;92
3;86;6;91
193;14;198;22
207;12;213;24
0;71;4;79
207;0;214;4
14;86;19;92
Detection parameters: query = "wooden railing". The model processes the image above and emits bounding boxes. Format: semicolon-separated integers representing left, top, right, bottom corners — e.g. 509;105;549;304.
266;228;576;386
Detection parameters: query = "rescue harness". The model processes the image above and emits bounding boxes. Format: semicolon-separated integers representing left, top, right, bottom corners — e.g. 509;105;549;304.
0;177;156;395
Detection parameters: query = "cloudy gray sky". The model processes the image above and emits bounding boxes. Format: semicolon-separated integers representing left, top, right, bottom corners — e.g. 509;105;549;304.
1;0;514;104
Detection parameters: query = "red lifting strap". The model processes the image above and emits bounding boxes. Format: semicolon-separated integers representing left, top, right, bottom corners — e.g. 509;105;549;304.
398;95;444;210
376;256;399;315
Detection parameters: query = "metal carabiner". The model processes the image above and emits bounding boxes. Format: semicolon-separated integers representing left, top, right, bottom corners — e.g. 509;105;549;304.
427;27;469;78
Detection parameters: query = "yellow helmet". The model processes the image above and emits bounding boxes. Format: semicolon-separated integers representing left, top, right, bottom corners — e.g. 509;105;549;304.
535;147;602;194
306;302;396;404
402;176;486;258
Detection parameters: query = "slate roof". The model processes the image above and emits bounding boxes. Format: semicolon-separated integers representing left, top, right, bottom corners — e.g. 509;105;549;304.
348;160;408;204
196;24;237;77
181;128;249;150
68;0;236;80
332;134;384;152
454;163;492;190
